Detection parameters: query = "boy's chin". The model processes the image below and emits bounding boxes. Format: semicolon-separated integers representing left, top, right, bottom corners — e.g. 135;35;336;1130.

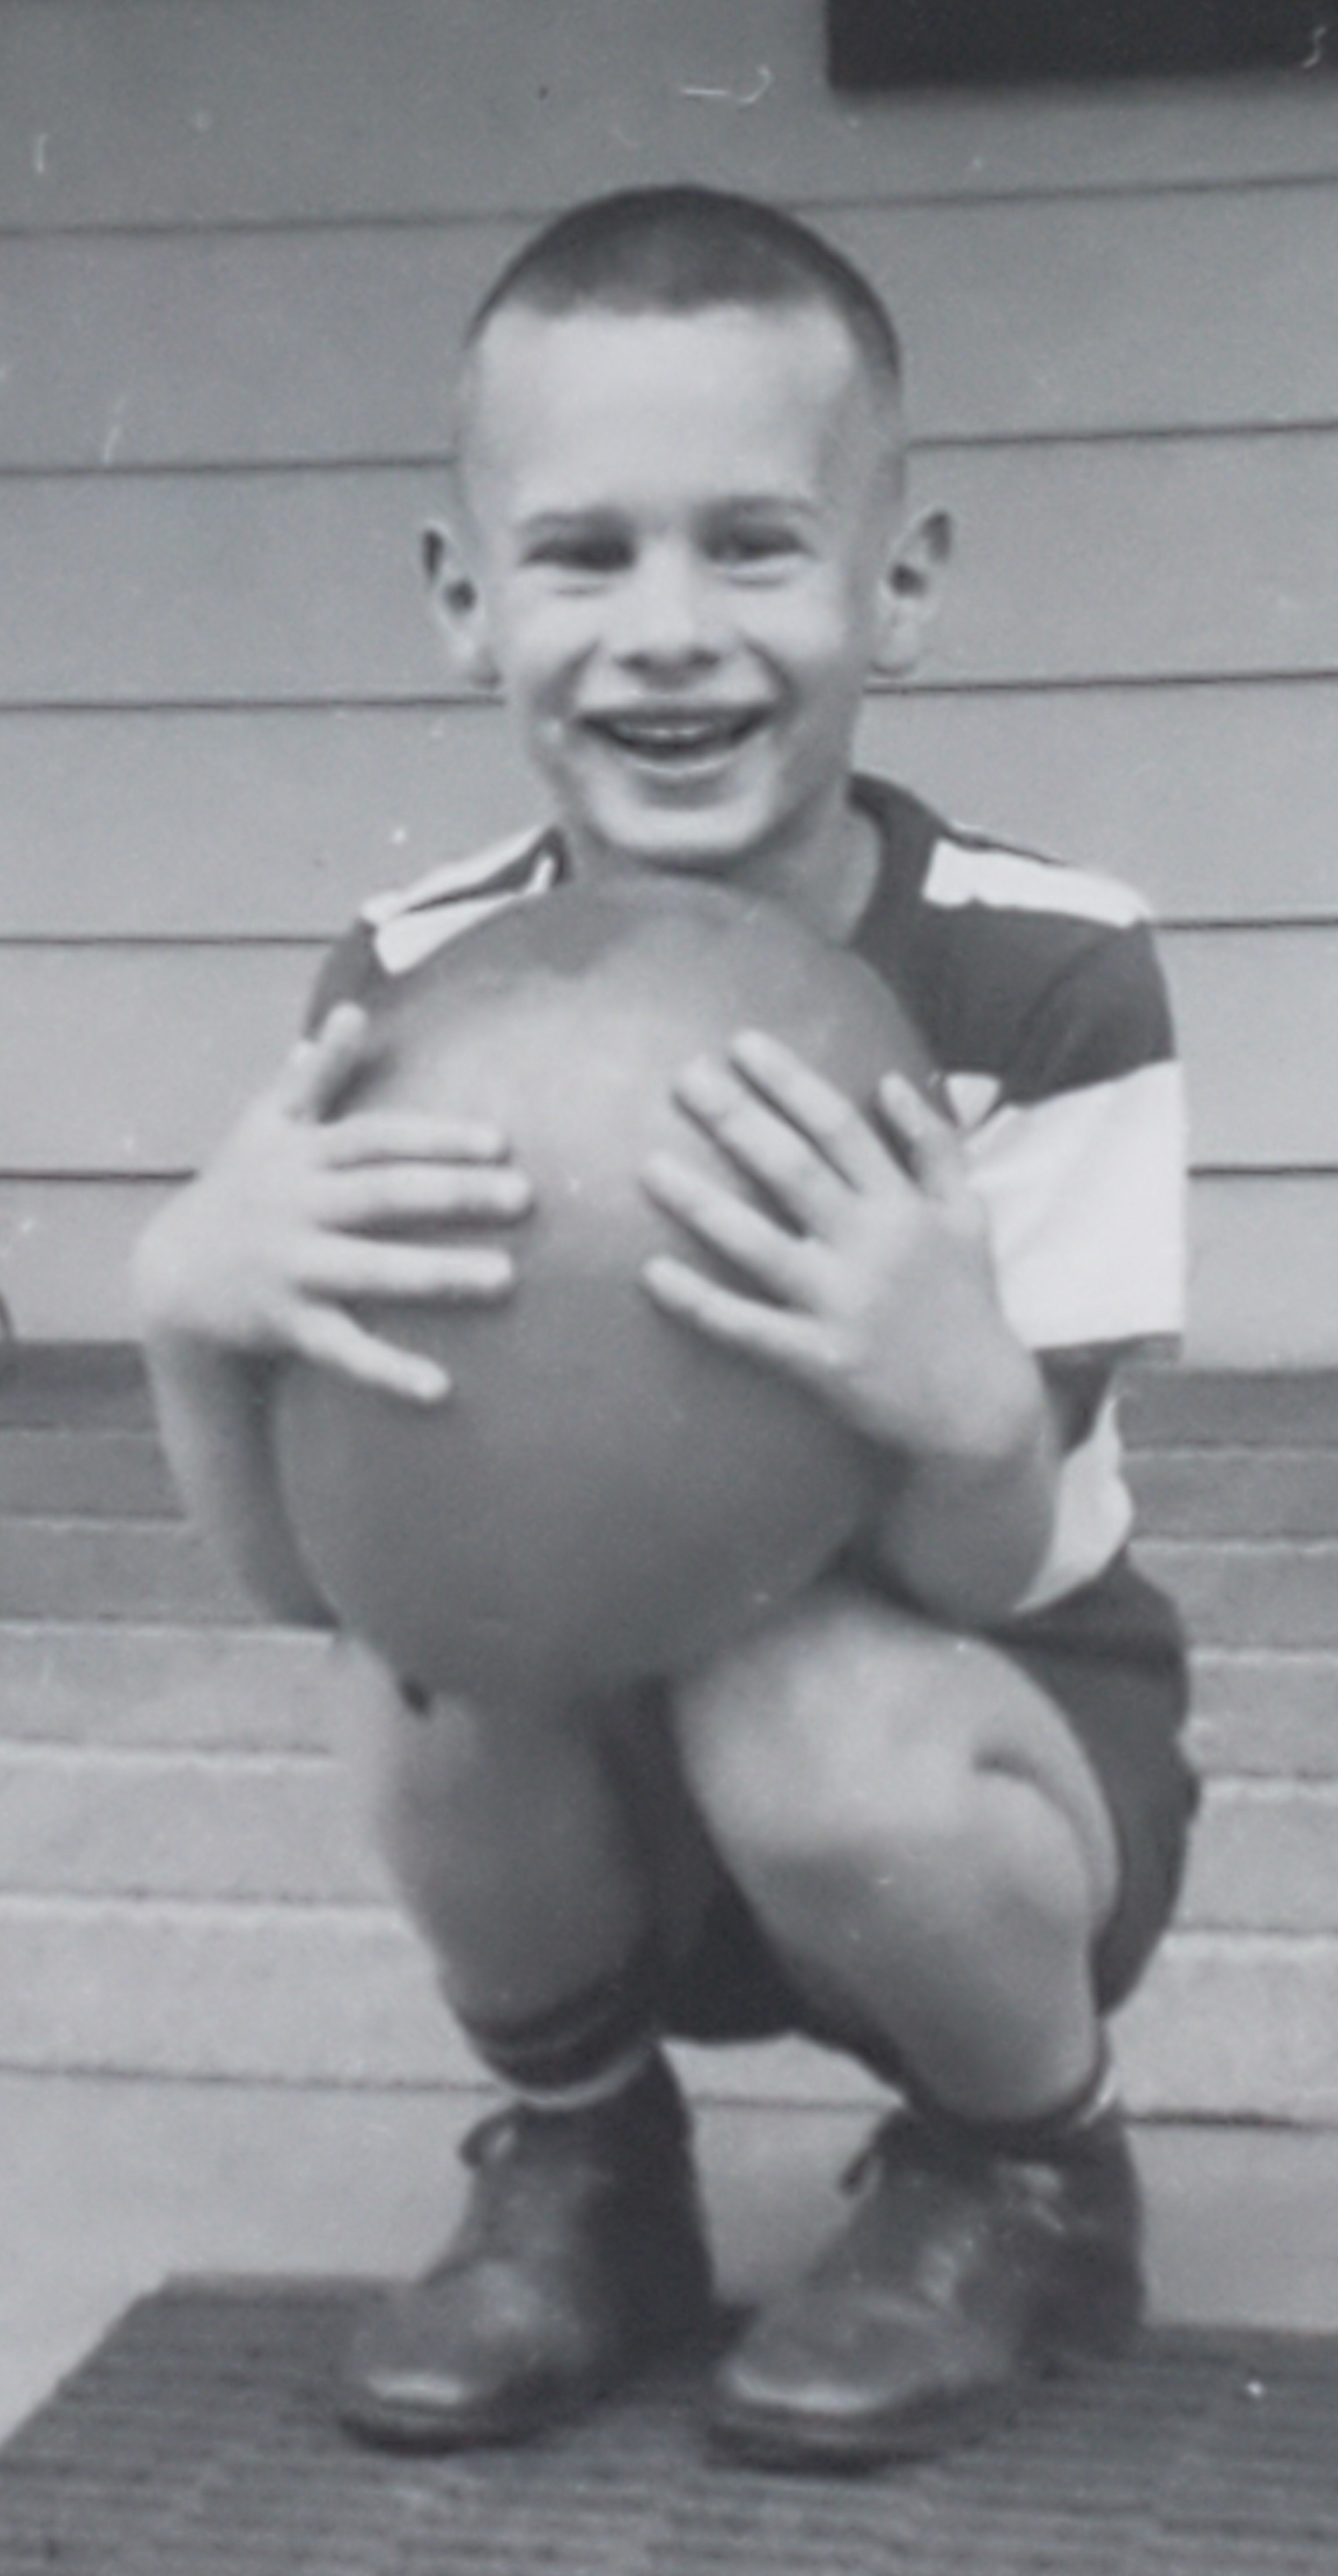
569;801;781;882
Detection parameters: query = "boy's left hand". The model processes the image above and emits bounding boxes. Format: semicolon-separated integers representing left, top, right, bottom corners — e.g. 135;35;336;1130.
642;1029;1020;1463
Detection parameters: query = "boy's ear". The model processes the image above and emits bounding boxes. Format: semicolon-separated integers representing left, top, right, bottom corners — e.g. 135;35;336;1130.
871;506;953;678
421;519;502;692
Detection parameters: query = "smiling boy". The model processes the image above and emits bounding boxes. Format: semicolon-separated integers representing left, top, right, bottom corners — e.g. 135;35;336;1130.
136;188;1195;2471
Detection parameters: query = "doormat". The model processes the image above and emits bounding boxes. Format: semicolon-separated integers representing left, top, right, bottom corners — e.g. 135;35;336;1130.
2;2280;1337;2574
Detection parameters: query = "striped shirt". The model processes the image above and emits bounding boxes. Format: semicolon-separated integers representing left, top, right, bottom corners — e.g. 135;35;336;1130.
313;773;1185;1617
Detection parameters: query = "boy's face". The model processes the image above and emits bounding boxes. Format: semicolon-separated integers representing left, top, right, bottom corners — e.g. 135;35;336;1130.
444;301;921;885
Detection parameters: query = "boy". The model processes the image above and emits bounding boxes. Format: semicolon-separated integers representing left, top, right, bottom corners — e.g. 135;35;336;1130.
136;187;1195;2472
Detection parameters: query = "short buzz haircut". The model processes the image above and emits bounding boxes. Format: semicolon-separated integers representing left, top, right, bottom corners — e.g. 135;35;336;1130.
463;185;903;406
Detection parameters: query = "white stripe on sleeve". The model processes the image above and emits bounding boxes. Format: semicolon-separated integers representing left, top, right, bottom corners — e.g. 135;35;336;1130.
966;1058;1187;1352
924;838;1150;927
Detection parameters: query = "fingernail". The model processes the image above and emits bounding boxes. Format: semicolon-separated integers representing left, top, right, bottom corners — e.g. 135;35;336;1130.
410;1366;449;1403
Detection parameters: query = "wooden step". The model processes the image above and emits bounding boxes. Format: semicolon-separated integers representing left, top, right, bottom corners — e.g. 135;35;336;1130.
7;1348;1338;1443
1191;1649;1338;1775
1127;1446;1338;1538
0;1888;1332;2122
0;1343;151;1431
0;1519;257;1624
1120;1368;1338;1448
0;1741;381;1906
0;1622;332;1752
0;1617;1333;2122
1;1740;1329;1935
0;1426;175;1519
4;1352;1338;1624
1117;1934;1338;2124
8;1520;1336;1639
1138;1539;1338;1649
9;1427;1337;1536
2;1345;1336;2124
4;1623;1333;1775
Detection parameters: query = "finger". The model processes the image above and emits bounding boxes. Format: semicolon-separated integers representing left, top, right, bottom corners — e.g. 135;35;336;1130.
321;1109;515;1169
287;1303;451;1405
671;1054;847;1232
643;1252;833;1383
316;1160;533;1230
277;1005;373;1123
300;1237;520;1303
643;1152;816;1304
875;1072;966;1198
727;1029;890;1191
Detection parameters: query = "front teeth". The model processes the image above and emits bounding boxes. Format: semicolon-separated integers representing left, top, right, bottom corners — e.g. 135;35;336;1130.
600;712;755;756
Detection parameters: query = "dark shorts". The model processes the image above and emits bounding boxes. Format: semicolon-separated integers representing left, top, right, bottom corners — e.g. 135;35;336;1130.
653;1550;1197;2071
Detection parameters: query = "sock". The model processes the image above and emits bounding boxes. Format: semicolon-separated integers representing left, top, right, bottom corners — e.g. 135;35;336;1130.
457;1940;662;2114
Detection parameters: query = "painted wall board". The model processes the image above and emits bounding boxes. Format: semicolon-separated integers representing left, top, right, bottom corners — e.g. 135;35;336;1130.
7;434;1338;708
2;687;1333;941
0;926;1330;1175
7;182;1338;472
0;1170;1326;1358
4;0;1338;231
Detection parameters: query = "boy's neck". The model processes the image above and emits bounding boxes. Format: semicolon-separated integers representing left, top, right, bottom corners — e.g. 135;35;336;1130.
565;792;880;948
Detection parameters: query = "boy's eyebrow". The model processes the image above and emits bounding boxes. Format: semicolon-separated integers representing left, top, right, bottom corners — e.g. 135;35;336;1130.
513;491;826;535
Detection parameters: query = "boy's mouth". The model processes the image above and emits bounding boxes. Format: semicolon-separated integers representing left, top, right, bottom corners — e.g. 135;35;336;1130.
586;708;766;765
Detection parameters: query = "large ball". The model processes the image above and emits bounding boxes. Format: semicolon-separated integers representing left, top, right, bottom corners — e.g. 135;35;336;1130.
273;875;933;1707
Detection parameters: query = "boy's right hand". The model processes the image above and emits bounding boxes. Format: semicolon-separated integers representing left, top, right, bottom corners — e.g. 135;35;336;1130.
135;1001;532;1405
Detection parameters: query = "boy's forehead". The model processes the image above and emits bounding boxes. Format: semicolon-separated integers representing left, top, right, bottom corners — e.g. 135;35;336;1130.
456;300;900;502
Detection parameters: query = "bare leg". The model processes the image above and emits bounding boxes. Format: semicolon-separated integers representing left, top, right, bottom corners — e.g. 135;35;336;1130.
673;1577;1120;2120
674;1580;1141;2469
339;1658;658;2035
333;1655;715;2451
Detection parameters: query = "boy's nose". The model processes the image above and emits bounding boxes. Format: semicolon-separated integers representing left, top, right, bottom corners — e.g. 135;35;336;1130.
611;545;722;670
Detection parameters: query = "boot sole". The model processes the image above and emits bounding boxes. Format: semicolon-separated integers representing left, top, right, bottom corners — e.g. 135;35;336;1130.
338;2297;719;2453
707;2301;1143;2475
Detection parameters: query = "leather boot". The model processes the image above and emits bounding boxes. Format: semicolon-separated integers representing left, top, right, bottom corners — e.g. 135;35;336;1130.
339;2052;713;2448
709;2094;1143;2471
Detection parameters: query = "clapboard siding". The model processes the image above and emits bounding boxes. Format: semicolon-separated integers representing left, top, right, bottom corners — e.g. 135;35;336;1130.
0;946;315;1172
1164;930;1338;1171
0;706;520;939
8;434;1338;708
0;927;1328;1176
0;1182;171;1342
1189;1178;1338;1364
1;686;1334;939
8;183;1338;472
0;1173;1332;1367
5;0;1338;233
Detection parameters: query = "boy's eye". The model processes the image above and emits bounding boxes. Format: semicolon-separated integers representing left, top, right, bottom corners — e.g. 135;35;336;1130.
712;524;804;569
524;529;630;578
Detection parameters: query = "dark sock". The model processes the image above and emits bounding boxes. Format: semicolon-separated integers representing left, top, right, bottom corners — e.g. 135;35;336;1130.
905;2039;1119;2159
457;1940;662;2110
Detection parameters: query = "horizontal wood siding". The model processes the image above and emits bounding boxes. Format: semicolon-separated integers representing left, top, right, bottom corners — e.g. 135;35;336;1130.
8;186;1338;473
6;437;1338;706
1;1;1336;1355
0;927;1329;1174
1;688;1334;938
7;0;1338;230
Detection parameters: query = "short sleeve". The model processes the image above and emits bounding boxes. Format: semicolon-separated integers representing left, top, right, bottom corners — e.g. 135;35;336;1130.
954;927;1187;1357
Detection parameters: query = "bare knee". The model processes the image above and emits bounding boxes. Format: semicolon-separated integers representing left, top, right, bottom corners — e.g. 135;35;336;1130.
674;1582;1118;1935
674;1586;965;1865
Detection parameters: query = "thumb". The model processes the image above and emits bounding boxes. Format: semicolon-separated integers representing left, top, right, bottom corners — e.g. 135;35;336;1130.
276;1002;374;1122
